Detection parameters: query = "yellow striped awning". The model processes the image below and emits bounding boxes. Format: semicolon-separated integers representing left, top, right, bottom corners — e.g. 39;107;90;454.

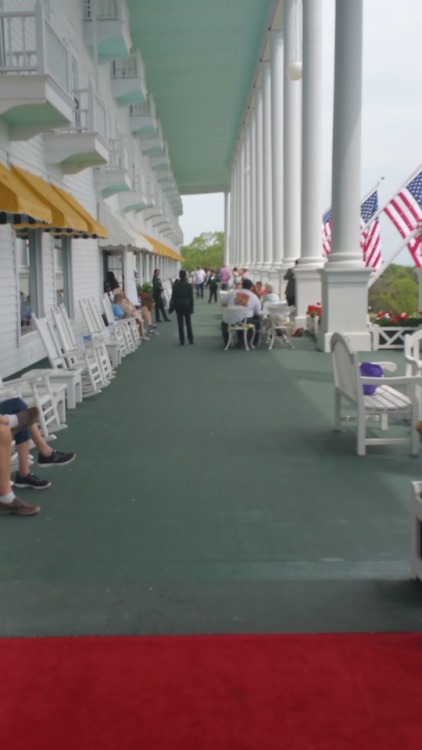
142;233;181;261
11;165;88;234
0;161;52;223
51;185;108;239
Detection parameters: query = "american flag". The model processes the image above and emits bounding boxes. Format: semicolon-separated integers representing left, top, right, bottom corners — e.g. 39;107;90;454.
321;190;382;269
360;190;381;269
383;169;422;267
322;208;332;256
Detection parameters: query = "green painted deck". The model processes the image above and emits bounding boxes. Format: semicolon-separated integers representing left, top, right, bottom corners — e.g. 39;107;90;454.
1;303;422;636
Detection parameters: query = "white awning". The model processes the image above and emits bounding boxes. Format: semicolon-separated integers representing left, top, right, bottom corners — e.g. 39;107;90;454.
99;203;153;252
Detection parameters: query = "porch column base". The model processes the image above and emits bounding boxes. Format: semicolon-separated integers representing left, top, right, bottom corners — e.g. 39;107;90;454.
294;264;324;327
316;266;372;352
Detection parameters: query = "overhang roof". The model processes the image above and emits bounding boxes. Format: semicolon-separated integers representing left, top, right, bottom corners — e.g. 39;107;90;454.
127;0;279;196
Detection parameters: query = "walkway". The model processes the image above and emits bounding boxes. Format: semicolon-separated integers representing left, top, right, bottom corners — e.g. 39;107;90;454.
1;300;422;636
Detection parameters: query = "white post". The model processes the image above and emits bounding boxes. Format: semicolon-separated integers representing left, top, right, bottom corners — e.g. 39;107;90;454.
294;0;325;326
224;191;230;266
244;122;252;270
282;0;302;281
249;105;257;274
262;62;273;274
254;85;264;272
270;31;284;284
317;0;371;352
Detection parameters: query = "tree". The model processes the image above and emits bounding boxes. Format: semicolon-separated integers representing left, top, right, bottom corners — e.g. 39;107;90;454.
368;264;418;314
180;231;224;272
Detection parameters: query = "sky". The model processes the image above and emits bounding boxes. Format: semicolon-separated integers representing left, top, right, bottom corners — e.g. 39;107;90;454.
179;0;422;264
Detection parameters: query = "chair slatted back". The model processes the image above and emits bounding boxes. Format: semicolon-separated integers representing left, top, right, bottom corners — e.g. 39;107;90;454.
331;333;360;402
32;314;68;369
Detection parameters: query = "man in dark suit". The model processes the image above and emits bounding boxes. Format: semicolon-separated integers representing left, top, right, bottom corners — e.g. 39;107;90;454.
169;270;194;345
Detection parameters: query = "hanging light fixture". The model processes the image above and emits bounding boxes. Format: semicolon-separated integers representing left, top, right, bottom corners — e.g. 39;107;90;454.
287;0;303;80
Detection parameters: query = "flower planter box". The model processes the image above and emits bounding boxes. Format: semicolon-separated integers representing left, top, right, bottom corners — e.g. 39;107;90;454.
372;323;422;350
306;316;320;335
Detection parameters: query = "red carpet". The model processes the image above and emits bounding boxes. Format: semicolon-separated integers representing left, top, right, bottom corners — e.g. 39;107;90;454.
1;632;421;750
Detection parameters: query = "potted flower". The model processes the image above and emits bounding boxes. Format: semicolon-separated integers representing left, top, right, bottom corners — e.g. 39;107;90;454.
306;303;322;334
137;282;153;311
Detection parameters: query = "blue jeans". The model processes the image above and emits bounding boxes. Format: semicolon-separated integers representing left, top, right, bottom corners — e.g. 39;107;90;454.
0;397;30;445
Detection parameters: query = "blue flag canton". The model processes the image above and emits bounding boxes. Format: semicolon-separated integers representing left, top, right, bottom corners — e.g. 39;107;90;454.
322;209;332;224
361;191;378;224
407;171;422;207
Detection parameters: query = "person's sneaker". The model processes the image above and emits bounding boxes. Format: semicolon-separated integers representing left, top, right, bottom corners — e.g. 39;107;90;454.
14;472;51;490
0;497;41;516
38;451;76;467
10;406;39;436
148;329;159;336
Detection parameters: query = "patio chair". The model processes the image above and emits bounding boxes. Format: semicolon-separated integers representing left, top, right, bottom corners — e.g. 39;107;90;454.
32;315;83;408
264;303;295;350
224;307;256;351
331;332;421;456
404;329;422;416
79;298;122;368
0;373;66;441
47;309;105;397
102;294;140;353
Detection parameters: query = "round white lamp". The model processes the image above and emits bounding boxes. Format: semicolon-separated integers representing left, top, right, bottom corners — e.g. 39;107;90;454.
287;60;303;80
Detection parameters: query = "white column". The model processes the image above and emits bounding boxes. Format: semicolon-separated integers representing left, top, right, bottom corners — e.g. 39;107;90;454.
224;191;230;266
317;0;371;352
283;0;302;278
262;62;273;274
270;31;284;277
234;150;241;268
244;122;252;270
254;86;264;271
239;134;246;269
249;105;257;273
294;0;325;326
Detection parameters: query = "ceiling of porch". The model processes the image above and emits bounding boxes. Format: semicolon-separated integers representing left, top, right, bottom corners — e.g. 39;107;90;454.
126;0;281;196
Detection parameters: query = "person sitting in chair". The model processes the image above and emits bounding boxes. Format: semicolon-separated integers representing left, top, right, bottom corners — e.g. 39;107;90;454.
221;278;261;348
0;400;76;516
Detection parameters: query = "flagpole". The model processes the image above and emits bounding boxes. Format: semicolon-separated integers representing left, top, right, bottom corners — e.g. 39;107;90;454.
322;177;384;225
360;176;385;230
364;163;422;228
368;226;422;288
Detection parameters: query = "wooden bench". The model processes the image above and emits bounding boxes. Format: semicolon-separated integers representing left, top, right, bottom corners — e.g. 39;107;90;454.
331;332;421;456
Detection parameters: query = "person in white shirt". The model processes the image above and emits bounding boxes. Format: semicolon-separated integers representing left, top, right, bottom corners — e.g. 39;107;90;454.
193;266;206;299
221;278;261;347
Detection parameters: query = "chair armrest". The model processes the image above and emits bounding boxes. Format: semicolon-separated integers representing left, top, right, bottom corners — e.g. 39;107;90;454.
360;375;422;386
376;361;397;372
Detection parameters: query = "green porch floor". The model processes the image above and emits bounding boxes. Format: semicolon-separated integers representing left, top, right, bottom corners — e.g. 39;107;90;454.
1;302;422;636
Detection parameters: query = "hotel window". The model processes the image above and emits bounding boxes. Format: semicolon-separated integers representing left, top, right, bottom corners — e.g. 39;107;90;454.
17;231;43;335
54;236;73;317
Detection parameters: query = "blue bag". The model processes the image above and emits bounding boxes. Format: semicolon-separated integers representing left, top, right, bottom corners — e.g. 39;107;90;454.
360;361;383;395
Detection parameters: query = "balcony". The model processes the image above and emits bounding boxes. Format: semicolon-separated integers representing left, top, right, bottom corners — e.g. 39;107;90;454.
110;52;147;107
0;3;74;140
129;97;157;137
118;172;150;213
94;136;132;197
140;122;165;156
44;80;109;174
83;0;131;63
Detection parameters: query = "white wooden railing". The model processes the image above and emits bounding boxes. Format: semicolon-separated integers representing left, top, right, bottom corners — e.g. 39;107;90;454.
111;51;146;82
0;2;71;95
83;0;128;24
71;80;107;138
372;324;422;350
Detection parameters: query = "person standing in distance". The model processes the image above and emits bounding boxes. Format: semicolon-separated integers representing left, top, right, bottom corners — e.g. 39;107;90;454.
152;268;170;323
169;270;194;345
